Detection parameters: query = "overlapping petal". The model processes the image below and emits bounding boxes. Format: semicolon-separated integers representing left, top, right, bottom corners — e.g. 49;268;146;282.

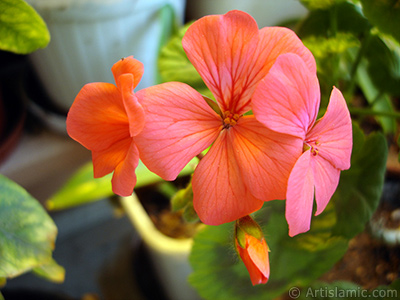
67;82;129;151
312;157;340;216
192;130;264;225
135;82;222;181
230;117;302;201
252;53;320;139
237;235;270;285
183;11;316;115
111;56;144;90
286;151;315;237
111;142;140;197
307;87;352;170
182;10;259;115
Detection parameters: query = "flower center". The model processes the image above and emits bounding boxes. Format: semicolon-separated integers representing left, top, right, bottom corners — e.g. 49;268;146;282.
223;111;240;129
303;140;320;156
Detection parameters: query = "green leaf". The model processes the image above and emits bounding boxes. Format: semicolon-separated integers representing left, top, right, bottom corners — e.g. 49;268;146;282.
0;175;57;279
361;0;400;44
47;159;197;210
303;33;360;59
32;257;65;283
332;124;388;238
189;201;348;300
356;60;396;134
363;35;400;97
0;0;50;54
300;0;347;10
158;22;213;99
0;291;3;300
297;2;370;38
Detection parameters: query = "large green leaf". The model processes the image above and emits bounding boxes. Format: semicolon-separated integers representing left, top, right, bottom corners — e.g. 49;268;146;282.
0;175;58;279
47;159;197;210
189;124;387;300
32;257;65;283
363;35;400;97
0;0;50;54
332;124;388;238
189;201;348;300
361;0;400;44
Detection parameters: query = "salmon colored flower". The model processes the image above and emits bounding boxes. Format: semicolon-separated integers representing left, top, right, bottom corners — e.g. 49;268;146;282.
134;10;315;225
252;53;352;236
235;216;270;285
66;56;145;197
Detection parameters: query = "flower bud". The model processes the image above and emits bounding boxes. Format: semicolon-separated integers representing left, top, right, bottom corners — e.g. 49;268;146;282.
235;215;270;285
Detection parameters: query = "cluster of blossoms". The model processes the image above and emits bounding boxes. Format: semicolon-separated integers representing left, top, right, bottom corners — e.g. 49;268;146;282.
67;10;352;285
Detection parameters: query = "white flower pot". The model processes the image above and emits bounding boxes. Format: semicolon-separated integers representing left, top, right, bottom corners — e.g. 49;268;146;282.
26;0;186;112
120;194;201;300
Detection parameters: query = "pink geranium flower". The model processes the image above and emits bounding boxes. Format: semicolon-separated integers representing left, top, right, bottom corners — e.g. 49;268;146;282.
67;56;145;196
135;10;316;225
252;53;352;236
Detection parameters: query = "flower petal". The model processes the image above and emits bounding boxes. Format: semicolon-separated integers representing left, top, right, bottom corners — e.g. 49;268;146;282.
111;56;144;90
286;150;314;237
111;142;140;197
246;235;270;285
119;74;145;137
252;53;320;139
66;82;129;151
230;116;302;201
182;10;259;114
307;87;352;170
135;82;221;181
92;137;132;178
192;130;264;225
312;156;340;216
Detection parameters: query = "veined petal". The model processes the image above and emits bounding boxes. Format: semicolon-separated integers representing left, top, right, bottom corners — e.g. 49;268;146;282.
135;82;221;181
119;74;145;137
252;53;320;139
192;130;264;225
92;137;132;178
307;87;352;170
112;56;144;90
66;82;129;151
111;142;140;197
230;116;302;201
312;156;340;216
182;10;259;115
286;150;314;237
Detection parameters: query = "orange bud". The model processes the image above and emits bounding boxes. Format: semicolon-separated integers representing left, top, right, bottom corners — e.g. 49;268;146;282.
235;216;270;285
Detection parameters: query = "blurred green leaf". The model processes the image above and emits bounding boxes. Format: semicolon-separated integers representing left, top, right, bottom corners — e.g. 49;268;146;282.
0;175;58;279
298;2;370;38
300;0;347;10
303;33;360;59
0;0;50;54
33;257;65;283
356;59;396;134
332;124;387;238
361;0;400;44
189;201;348;300
363;35;400;97
158;22;213;99
48;159;197;211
